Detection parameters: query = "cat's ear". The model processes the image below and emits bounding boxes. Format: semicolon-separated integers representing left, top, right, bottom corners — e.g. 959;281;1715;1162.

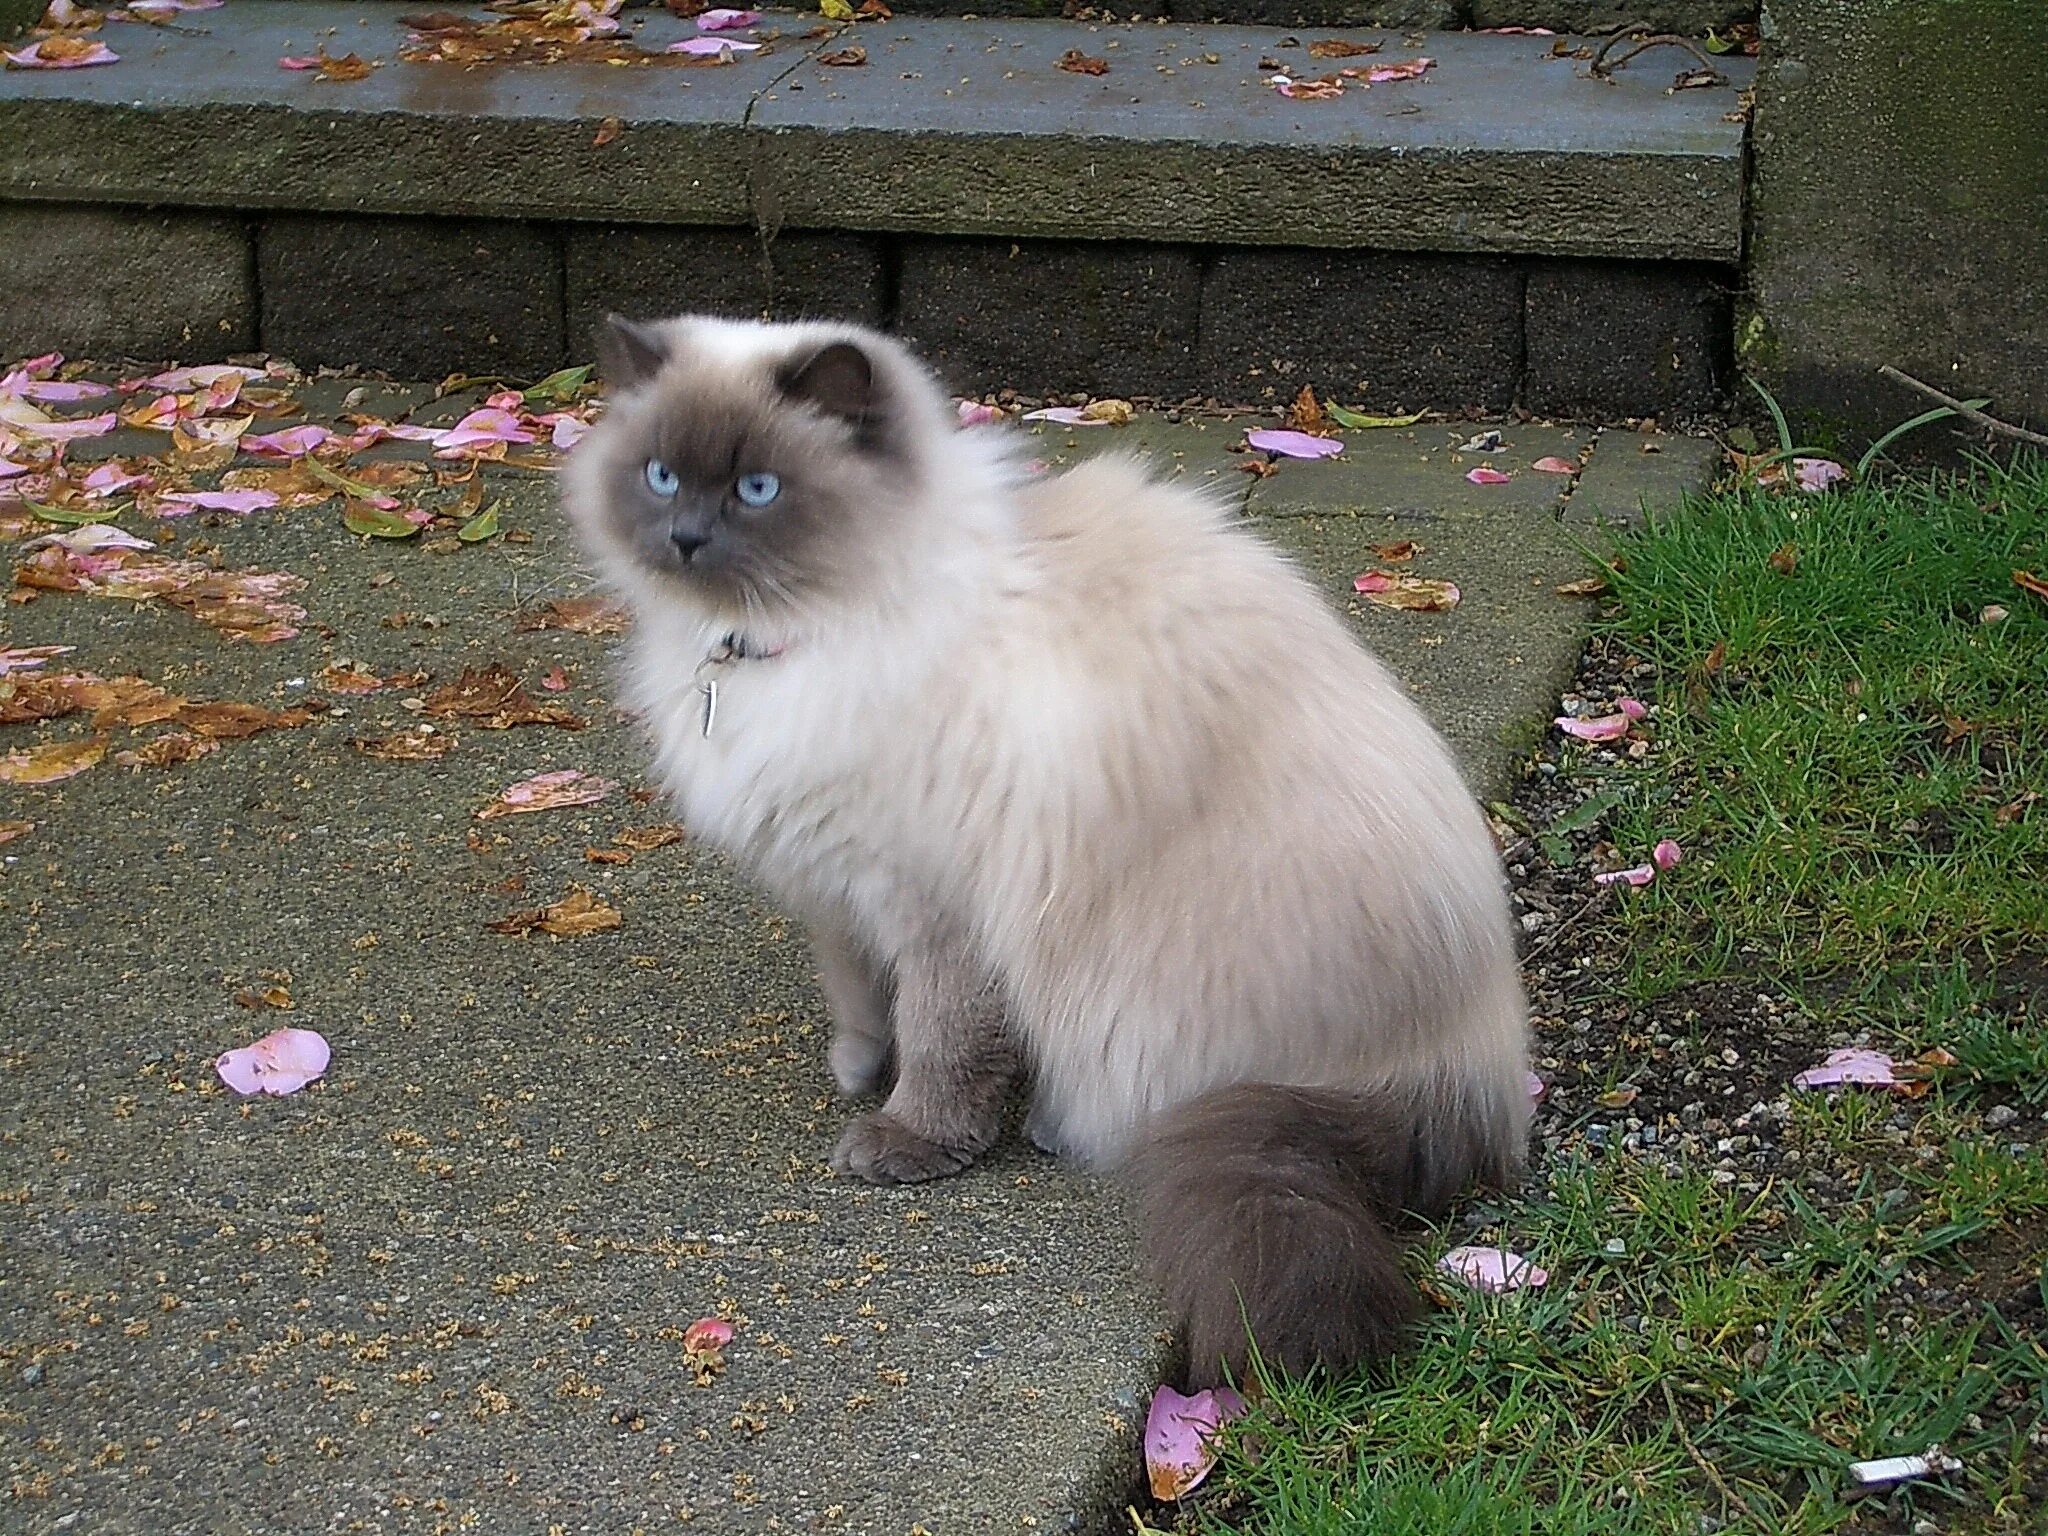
597;315;670;391
777;341;875;425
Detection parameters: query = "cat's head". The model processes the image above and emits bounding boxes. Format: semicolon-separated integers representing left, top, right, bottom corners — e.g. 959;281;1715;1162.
563;315;957;627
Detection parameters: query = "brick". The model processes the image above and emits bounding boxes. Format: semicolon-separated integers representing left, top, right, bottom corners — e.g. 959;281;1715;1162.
1524;261;1729;420
896;238;1201;399
258;215;562;379
1197;250;1522;411
0;204;253;365
562;227;885;355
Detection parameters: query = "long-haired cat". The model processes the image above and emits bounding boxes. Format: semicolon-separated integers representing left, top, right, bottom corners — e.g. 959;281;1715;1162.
562;315;1531;1386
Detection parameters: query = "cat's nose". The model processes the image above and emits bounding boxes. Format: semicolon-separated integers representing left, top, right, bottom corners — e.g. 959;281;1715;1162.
670;525;710;560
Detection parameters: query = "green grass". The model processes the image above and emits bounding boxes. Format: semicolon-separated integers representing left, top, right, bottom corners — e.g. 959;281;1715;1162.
1191;460;2048;1536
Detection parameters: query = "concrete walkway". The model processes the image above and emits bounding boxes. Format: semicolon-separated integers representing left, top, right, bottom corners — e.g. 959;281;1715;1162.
0;399;1716;1533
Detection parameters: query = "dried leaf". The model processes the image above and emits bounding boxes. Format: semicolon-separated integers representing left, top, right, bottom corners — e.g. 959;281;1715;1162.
1371;540;1419;563
818;44;866;65
477;768;616;820
1057;49;1108;75
1554;575;1610;597
0;736;106;784
1768;542;1799;575
351;730;455;761
614;823;684;851
515;596;630;635
1352;570;1460;612
592;115;623;146
316;51;374;82
1284;385;1328;435
177;701;315;740
115;732;218;768
488;884;623;938
2014;569;2048;603
423;665;585;730
0;818;32;843
1307;38;1380;58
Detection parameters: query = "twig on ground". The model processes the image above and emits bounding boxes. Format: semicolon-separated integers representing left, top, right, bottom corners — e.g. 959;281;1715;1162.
1589;31;1726;82
1661;1381;1765;1527
1877;365;2048;449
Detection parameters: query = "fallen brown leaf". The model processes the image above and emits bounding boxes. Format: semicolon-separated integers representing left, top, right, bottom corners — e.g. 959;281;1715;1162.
1057;49;1108;75
316;52;375;82
0;819;32;845
115;733;219;769
0;736;106;785
818;44;866;65
351;730;456;761
613;823;685;851
423;665;586;730
1768;542;1799;576
1554;575;1611;597
1285;385;1329;436
592;115;623;147
177;701;316;741
1372;540;1420;563
1307;38;1380;58
488;885;623;938
234;984;294;1010
221;463;338;510
2015;569;2048;603
585;847;633;866
515;596;630;635
1353;570;1461;613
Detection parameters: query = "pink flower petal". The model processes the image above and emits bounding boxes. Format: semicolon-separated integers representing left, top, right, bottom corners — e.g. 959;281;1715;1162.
4;351;63;381
956;400;1003;427
154;489;282;516
696;8;760;29
1365;56;1433;82
0;644;76;675
1791;1047;1898;1090
478;769;616;820
0;456;33;480
1247;428;1344;459
1144;1385;1248;1501
1555;712;1632;742
128;0;224;14
82;461;152;497
1531;455;1578;474
215;1027;331;1097
1593;864;1655;887
1527;1070;1547;1105
242;424;334;459
23;523;154;554
667;36;762;54
433;406;537;455
683;1316;734;1351
279;55;322;70
1438;1245;1548;1292
13;380;112;403
3;40;120;69
14;411;117;443
1466;466;1512;485
543;414;593;451
128;364;265;394
1020;406;1101;426
1793;457;1849;494
1652;838;1683;871
1616;697;1648;721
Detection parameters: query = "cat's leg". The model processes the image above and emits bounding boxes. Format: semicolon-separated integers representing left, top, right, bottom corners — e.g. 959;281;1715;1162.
830;934;1015;1184
811;924;894;1097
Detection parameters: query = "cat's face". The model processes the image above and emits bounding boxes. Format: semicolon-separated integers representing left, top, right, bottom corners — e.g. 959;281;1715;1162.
568;318;923;624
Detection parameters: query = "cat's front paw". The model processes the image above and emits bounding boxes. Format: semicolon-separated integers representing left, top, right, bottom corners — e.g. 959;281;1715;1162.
831;1111;978;1184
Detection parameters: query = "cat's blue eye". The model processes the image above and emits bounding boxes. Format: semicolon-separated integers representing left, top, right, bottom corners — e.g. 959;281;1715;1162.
644;459;680;498
734;472;781;508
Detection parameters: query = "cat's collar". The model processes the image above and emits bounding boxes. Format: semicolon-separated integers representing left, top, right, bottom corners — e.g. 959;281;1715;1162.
693;631;787;738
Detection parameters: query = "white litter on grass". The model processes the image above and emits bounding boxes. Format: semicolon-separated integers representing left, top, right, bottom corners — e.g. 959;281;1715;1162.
1846;1447;1963;1488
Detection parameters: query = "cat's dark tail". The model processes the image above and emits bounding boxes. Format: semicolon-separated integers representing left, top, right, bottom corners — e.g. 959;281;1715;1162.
1129;1080;1518;1388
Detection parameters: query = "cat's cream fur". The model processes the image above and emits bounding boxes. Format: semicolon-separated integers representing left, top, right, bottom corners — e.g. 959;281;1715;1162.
563;315;1531;1383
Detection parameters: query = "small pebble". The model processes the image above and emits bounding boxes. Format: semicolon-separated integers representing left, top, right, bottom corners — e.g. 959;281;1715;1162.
1983;1104;2018;1130
21;1363;43;1386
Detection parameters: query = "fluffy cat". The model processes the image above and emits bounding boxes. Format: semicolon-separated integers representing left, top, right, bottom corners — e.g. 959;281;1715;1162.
562;315;1532;1386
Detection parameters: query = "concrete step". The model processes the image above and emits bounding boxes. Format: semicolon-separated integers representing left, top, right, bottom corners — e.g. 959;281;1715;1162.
0;4;1752;414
